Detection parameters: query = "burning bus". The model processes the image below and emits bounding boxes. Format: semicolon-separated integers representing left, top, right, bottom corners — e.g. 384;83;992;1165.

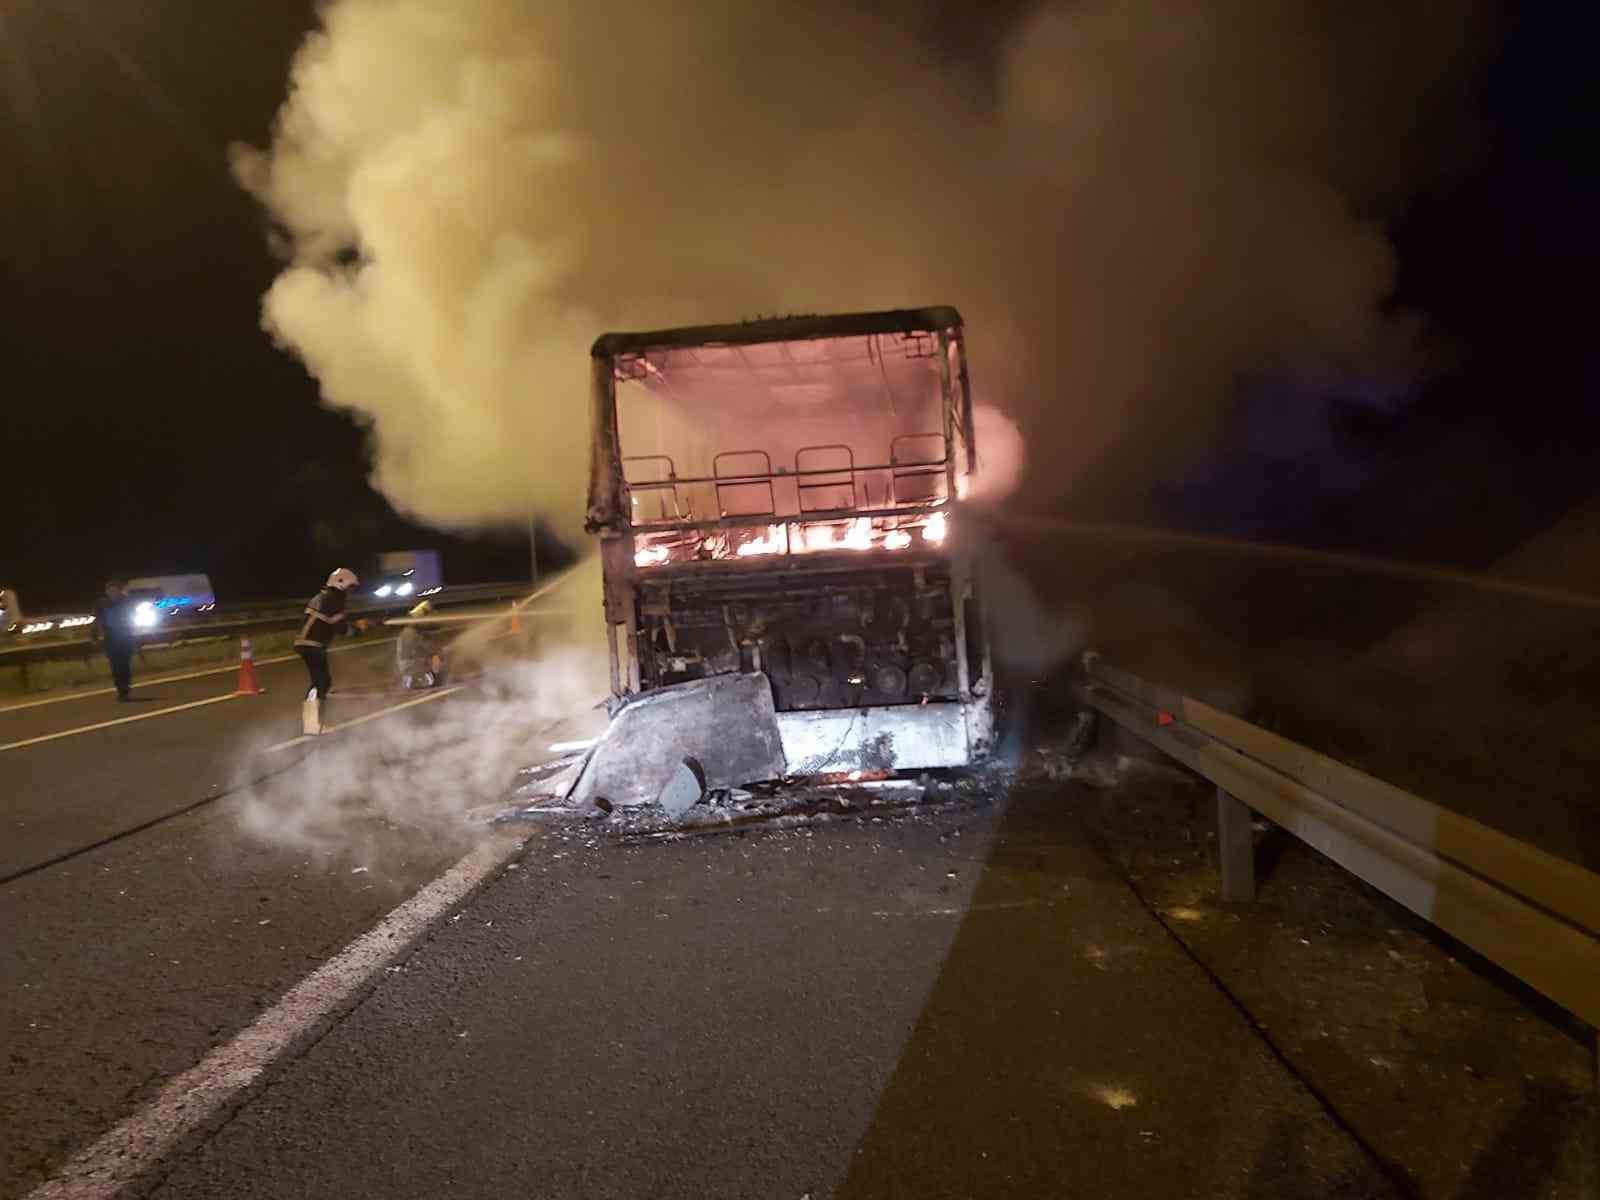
579;306;993;792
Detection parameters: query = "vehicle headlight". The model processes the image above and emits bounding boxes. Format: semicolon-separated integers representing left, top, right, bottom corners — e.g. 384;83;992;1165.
133;602;159;629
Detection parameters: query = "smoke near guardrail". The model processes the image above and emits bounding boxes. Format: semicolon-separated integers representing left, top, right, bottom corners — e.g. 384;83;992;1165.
235;0;1489;536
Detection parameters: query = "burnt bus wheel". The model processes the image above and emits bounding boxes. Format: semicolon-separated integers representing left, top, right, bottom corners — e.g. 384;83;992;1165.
785;674;821;708
872;664;908;697
907;660;942;697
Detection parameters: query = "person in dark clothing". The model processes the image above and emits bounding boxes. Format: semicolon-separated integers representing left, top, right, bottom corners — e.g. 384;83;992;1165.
295;568;361;721
92;580;139;700
396;599;448;689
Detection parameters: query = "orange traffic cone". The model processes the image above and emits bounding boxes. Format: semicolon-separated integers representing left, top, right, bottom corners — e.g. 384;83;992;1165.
509;601;522;634
235;637;266;696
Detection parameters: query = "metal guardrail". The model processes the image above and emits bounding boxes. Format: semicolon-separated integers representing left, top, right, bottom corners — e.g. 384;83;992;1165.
0;583;533;672
1081;652;1600;1028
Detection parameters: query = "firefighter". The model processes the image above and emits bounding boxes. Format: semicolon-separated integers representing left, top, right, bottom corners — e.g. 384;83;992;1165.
396;599;447;689
295;567;364;733
92;580;138;701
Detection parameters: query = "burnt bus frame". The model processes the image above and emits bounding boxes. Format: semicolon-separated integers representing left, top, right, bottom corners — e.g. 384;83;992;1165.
585;306;993;766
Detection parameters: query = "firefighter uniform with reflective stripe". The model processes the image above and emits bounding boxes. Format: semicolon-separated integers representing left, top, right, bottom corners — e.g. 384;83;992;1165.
295;585;349;700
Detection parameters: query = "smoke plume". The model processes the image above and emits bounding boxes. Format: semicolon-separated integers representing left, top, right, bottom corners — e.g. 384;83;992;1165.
236;0;1489;534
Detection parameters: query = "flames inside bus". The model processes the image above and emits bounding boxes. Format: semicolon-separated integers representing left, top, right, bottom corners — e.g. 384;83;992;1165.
583;307;994;779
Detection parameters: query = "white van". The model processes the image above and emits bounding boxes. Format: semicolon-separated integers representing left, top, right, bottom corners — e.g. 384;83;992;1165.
123;574;217;622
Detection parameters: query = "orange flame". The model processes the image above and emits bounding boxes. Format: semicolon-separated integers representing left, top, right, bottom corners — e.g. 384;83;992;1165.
735;524;788;557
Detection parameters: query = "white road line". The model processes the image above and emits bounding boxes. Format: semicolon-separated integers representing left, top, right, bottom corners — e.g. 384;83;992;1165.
261;685;467;754
0;637;398;715
0;640;426;752
0;693;245;753
24;835;523;1200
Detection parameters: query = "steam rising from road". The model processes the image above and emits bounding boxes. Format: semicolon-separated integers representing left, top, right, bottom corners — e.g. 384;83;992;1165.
235;645;604;866
234;558;607;864
237;0;1487;533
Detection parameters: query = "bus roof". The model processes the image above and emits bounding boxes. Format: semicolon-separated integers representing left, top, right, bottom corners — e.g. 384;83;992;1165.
590;305;962;359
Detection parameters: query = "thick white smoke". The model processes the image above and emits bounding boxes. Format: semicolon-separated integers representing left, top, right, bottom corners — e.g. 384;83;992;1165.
236;0;1488;534
234;645;605;865
233;557;609;862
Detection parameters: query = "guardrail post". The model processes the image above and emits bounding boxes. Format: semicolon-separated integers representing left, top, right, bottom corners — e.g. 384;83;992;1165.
1217;785;1256;902
1088;653;1600;1028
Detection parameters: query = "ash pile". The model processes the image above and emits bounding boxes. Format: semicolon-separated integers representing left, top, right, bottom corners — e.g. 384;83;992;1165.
504;767;988;840
496;673;994;837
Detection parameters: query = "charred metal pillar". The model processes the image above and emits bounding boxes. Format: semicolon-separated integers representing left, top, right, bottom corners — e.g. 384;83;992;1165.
587;348;642;701
937;330;958;502
585;352;622;530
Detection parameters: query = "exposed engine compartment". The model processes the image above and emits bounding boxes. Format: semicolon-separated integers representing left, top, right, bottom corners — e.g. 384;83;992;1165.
636;560;961;712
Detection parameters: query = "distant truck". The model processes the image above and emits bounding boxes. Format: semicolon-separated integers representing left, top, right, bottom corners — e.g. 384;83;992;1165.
370;550;443;600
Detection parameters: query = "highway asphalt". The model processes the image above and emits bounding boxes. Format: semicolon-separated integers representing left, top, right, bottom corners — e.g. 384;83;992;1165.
1;641;556;1198
3;643;1591;1198
141;786;1391;1200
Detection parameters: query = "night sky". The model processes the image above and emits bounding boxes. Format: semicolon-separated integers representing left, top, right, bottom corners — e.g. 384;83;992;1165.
1158;2;1600;559
3;1;1597;609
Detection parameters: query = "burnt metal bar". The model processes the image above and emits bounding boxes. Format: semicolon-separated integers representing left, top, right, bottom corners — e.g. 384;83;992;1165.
592;306;963;359
937;330;957;501
627;456;946;488
586;352;622;531
628;503;948;535
951;327;978;477
794;444;858;513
